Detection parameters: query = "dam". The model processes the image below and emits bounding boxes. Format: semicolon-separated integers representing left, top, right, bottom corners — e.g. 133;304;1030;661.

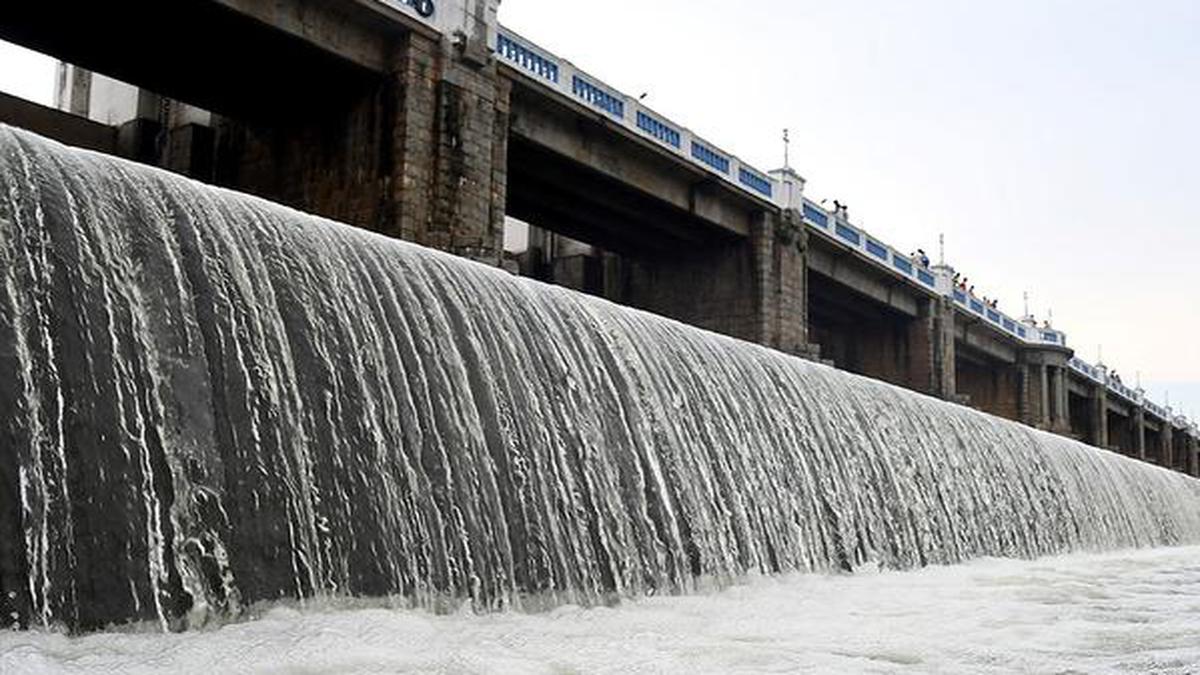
2;127;1200;633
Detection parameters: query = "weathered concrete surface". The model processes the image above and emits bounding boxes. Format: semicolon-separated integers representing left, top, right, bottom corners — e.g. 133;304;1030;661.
0;0;383;123
0;91;115;153
1185;432;1195;475
807;237;924;318
507;77;760;243
804;233;957;397
212;26;508;261
210;0;399;72
1134;407;1148;460
1091;385;1110;450
618;210;810;355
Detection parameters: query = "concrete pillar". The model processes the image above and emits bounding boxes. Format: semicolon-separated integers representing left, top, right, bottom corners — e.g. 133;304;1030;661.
1161;424;1175;469
1189;436;1199;478
1017;352;1070;432
1091;384;1109;449
905;297;955;400
1057;368;1071;432
1018;363;1036;427
931;298;956;400
1133;407;1147;461
998;366;1023;423
1038;365;1051;428
759;209;811;355
387;31;509;263
210;29;509;262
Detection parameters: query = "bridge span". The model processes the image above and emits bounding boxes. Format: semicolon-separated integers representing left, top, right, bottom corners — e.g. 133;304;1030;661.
1;0;1195;475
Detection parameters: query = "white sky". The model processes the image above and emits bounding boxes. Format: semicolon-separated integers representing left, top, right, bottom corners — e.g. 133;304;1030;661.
0;0;1196;416
0;41;55;104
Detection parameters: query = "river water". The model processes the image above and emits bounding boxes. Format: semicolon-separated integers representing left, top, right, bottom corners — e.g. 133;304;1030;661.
3;545;1198;674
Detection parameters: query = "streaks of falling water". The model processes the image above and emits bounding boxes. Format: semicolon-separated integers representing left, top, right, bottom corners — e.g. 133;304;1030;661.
0;125;1199;633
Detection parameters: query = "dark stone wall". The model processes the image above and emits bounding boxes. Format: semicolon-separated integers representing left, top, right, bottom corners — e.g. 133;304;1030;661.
956;357;1021;423
211;30;509;264
620;211;810;356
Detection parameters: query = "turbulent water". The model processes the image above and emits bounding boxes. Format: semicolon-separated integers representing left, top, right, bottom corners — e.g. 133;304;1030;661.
5;546;1200;674
1;126;1200;633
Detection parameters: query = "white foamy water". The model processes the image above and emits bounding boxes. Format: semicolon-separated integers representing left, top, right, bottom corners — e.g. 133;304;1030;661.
3;545;1199;674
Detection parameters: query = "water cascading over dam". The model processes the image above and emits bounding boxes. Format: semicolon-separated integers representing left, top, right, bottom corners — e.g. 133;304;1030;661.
1;126;1199;633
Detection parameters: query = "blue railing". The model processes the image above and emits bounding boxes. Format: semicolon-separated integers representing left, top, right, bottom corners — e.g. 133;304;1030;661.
495;26;1196;434
691;141;731;174
866;239;889;260
738;168;773;198
1070;357;1183;428
803;202;829;228
836;223;861;246
497;33;559;83
572;76;625;119
636;111;681;148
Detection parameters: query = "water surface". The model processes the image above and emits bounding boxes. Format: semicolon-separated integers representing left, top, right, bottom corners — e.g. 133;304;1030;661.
4;545;1199;674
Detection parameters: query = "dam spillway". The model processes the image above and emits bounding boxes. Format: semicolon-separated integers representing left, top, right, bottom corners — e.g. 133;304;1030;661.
1;126;1199;633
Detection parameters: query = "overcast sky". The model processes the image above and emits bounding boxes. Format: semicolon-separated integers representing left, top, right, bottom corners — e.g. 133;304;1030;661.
0;0;1197;417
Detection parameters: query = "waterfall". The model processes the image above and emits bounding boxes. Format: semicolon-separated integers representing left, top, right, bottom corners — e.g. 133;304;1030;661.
1;126;1198;633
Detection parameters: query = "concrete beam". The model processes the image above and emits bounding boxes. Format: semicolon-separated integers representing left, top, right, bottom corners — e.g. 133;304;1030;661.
212;0;395;72
953;317;1019;365
1106;397;1133;418
0;0;382;123
807;238;923;317
1066;379;1092;400
0;91;115;153
508;79;762;239
507;138;737;255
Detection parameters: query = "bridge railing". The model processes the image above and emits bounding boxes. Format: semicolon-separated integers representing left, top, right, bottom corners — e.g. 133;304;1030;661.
497;29;778;203
951;287;1066;348
1069;357;1104;384
497;27;1076;350
1068;357;1190;428
799;198;941;293
496;27;1193;433
1109;380;1140;405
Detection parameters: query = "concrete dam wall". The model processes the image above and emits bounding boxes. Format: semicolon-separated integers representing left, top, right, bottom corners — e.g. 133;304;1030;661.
2;127;1199;633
